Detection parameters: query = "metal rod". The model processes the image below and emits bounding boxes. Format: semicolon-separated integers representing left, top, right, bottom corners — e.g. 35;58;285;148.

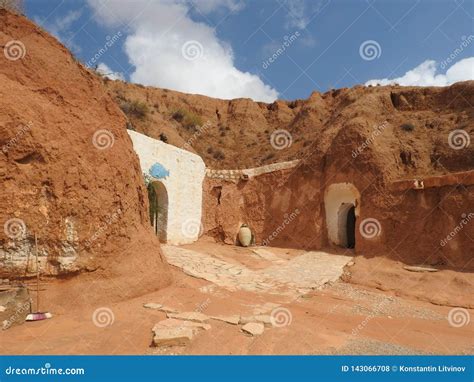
35;233;40;312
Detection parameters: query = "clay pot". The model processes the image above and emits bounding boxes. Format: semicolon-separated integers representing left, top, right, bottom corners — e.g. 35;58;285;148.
238;225;252;247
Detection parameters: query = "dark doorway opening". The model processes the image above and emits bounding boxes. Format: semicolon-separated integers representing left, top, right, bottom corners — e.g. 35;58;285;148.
346;205;356;249
147;181;168;243
337;203;356;249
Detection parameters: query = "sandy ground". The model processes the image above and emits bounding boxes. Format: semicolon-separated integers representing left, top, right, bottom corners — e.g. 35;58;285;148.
1;239;473;355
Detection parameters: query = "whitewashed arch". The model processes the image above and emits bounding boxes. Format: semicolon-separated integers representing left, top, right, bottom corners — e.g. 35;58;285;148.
128;130;206;244
324;183;360;247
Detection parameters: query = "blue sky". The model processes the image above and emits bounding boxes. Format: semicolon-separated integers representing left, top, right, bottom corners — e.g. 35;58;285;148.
25;0;474;101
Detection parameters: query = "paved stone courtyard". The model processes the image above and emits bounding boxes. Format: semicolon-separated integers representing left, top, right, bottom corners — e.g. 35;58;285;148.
161;245;353;297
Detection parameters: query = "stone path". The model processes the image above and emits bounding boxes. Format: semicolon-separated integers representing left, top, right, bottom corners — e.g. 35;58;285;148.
251;248;286;264
162;245;352;296
162;246;274;293
262;251;353;289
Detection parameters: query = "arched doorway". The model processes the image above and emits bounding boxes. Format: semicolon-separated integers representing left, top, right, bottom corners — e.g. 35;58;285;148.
337;203;356;248
324;183;360;248
147;181;168;243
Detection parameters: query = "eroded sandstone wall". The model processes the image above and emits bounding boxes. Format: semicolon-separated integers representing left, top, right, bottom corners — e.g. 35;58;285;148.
202;165;301;245
203;159;473;271
0;11;171;291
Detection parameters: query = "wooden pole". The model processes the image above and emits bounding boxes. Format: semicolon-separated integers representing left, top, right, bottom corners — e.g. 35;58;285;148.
35;233;40;313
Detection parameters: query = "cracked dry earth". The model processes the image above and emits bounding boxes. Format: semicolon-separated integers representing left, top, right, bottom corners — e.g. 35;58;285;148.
1;239;473;355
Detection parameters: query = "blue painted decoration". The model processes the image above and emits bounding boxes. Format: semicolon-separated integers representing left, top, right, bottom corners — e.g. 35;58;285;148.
149;162;170;179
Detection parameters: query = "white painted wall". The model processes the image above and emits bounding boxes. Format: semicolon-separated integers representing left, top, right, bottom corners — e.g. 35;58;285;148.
324;183;360;246
128;130;206;245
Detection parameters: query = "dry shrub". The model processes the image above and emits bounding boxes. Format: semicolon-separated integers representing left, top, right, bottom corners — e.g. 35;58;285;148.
119;99;149;120
171;108;203;131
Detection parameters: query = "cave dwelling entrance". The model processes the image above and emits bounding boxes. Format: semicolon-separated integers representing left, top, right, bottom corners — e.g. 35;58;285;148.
324;183;360;249
147;180;168;243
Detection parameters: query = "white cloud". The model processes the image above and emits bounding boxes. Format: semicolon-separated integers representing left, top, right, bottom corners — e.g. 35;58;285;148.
88;0;278;102
50;9;82;36
36;10;83;53
190;0;244;14
96;63;125;81
298;34;317;48
283;0;310;30
282;0;328;30
365;57;474;87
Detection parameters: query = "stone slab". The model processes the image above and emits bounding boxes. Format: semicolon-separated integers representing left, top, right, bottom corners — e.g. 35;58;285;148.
240;315;273;327
143;303;163;310
152;326;194;347
241;322;265;336
210;315;240;325
154;318;211;331
167;311;210;323
403;266;438;273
